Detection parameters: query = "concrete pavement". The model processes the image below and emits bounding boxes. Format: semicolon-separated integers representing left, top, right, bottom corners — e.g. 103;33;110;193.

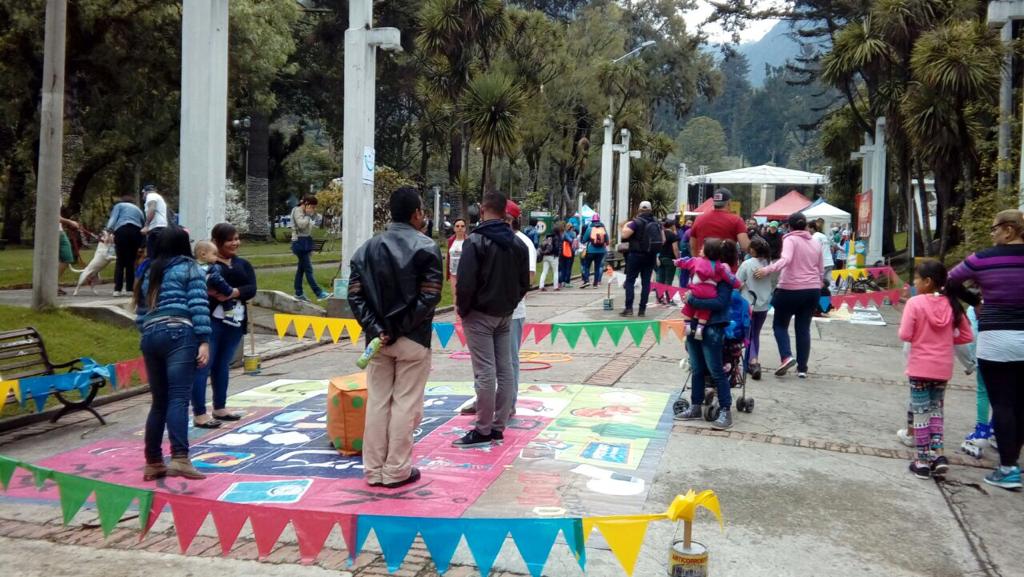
0;284;1021;577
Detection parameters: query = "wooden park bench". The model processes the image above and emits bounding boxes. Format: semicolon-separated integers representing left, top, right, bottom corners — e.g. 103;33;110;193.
311;238;329;253
0;328;108;425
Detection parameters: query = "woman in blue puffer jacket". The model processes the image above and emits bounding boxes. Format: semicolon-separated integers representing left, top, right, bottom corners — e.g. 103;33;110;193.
134;226;211;481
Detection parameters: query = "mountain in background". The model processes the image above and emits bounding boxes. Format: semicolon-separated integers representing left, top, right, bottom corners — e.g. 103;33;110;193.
736;20;803;87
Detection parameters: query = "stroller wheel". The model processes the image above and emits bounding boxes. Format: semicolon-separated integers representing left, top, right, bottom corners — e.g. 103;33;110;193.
746;398;755;412
673;398;691;414
704;404;720;422
736;398;747;412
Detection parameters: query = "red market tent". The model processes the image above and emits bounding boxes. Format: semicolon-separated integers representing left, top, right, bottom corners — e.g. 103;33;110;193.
754;190;812;220
684;198;716;216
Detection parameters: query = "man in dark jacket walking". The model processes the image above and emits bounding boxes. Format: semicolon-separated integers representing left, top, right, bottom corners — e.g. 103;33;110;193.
619;201;663;317
348;187;443;489
453;192;531;447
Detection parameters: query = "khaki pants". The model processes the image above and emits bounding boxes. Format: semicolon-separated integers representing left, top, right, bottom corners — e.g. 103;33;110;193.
363;336;431;485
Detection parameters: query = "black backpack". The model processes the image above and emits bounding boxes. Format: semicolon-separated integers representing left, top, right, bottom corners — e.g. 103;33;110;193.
540;235;555;256
637;217;664;254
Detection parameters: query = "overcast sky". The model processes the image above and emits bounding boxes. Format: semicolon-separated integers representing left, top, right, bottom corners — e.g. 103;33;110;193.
681;0;784;44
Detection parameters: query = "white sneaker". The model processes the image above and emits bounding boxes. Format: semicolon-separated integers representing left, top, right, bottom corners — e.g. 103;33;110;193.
897;428;914;448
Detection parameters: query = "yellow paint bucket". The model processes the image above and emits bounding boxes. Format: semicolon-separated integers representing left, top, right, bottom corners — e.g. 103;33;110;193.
243;355;261;375
669;540;708;577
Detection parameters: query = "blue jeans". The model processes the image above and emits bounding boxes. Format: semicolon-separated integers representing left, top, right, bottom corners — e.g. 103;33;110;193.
293;247;323;297
559;255;574;285
624;252;656;312
142;322;198;461
771;288;819;372
581;252;605;285
192;320;244;415
686;325;731;410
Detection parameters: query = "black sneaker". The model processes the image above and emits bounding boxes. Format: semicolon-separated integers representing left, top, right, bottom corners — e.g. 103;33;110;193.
491;430;504;443
909;461;932;479
638;309;646;317
619;309;633;317
452;430;492;448
931;456;949;476
382;468;421;489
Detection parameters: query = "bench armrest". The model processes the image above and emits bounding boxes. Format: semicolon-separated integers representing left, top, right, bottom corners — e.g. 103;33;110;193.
51;358;83;371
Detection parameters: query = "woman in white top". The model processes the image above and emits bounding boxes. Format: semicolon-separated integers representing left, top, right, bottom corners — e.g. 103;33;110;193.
447;219;467;314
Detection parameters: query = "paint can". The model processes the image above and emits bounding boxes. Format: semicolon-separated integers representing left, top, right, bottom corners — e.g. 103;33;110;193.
243;354;262;375
669;540;708;577
603;297;614;311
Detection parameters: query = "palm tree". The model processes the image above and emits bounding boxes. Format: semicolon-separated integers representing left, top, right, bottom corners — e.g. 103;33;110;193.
462;72;525;195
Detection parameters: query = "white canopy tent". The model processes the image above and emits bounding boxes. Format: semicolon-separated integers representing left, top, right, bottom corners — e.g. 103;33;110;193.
803;200;851;230
686;165;826;213
686;165;827;186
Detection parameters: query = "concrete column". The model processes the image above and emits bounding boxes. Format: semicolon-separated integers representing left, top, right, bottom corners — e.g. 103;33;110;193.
179;0;229;238
600;117;613;217
341;0;375;282
675;163;687;215
615;129;631;245
867;117;887;265
31;0;68;310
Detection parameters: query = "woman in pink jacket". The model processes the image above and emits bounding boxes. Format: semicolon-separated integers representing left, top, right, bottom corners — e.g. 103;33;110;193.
754;212;823;377
898;260;972;480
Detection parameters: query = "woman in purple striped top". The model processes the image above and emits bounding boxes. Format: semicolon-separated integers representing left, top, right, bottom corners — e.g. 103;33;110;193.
948;209;1024;490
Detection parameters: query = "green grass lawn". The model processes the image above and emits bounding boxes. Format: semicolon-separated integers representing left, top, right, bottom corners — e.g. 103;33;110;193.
0;303;141;418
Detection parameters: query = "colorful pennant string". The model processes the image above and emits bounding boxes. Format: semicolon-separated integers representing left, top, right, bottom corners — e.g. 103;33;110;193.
0;455;721;577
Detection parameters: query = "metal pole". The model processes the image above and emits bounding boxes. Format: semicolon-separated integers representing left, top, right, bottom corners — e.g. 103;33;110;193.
616;129;631;246
600;117;614;218
32;0;68;311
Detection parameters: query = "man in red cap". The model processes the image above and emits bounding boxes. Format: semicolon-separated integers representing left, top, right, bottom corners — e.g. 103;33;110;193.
453;192;531;448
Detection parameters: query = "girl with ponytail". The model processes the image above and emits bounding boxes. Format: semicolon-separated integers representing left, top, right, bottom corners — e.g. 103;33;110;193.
898;259;973;480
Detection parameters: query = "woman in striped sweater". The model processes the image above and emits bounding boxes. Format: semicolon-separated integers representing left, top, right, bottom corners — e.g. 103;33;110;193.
135;226;211;481
948;209;1024;490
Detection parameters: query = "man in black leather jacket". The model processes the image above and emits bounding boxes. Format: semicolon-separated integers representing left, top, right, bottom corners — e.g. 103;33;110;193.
453;192;530;448
348;187;442;489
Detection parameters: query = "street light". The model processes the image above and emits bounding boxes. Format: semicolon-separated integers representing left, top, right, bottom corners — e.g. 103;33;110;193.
612;40;657;64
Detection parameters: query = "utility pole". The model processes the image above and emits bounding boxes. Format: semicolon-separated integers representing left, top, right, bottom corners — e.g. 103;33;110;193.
179;0;229;237
613;129;641;245
32;0;68;311
600;117;614;219
675;163;687;216
340;0;401;287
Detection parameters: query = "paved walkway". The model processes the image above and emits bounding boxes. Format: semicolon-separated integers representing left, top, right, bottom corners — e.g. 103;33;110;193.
0;286;1021;577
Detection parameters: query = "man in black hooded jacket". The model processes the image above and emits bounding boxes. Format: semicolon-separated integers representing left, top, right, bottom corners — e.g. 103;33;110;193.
453;192;531;448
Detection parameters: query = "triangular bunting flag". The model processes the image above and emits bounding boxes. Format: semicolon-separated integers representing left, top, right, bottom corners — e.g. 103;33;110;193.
433;322;456;349
567;519;587;570
53;472;93;525
142;493;168;538
308;317;329;342
18;377;51;413
23;462;53;488
554;324;583;348
531;323;553;344
0;380;18;414
274;314;294;339
508;519;565;577
339;514;359;561
93;481;145;536
626;322;651;346
290;510;338;564
462;520;509;576
454;323;466;346
325;318;346;343
605;324;625;346
168;494;210;553
135;490;153;531
209;501;250;555
583;324;605;347
594;518;651;576
417;518;464;574
344;320;363;345
250;506;292;559
661;320;685;342
0;455;18;490
359;515;418;572
293;316;313;341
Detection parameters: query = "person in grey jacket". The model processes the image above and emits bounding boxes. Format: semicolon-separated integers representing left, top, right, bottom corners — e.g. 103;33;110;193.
291;195;328;301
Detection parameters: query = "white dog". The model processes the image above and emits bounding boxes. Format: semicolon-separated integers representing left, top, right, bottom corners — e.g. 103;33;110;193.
70;231;116;295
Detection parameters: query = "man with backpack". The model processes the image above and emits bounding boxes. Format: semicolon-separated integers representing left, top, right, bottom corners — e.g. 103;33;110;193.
579;213;609;288
558;222;577;289
538;224;562;291
619;201;663;317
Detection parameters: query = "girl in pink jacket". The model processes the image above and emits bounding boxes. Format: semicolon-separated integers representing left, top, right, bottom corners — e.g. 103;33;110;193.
899;260;973;480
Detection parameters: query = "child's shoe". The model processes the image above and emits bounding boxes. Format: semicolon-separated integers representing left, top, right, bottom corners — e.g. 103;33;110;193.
961;422;993;457
683;323;693;337
896;428;915;448
931;455;949;477
983;465;1022;491
909;461;932;479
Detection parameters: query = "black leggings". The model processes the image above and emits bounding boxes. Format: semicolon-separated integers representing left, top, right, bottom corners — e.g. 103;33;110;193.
978;359;1024;467
113;224;143;292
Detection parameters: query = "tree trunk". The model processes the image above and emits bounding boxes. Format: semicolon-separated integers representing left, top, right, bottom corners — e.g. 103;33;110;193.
418;129;430;184
246;112;271;239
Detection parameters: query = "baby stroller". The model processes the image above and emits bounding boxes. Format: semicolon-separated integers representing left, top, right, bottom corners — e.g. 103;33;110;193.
673;291;755;420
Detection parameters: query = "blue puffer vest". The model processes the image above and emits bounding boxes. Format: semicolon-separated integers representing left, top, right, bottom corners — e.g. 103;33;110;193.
135;256;212;342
